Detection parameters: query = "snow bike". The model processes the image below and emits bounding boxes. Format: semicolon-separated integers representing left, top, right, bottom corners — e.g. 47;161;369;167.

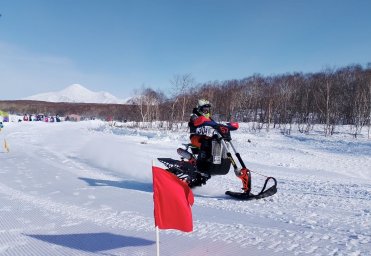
158;123;277;200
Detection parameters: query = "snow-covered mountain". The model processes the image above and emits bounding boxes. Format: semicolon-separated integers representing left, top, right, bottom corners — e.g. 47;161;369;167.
24;84;127;104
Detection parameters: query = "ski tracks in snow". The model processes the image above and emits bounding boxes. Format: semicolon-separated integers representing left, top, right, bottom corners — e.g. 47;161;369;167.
191;161;371;255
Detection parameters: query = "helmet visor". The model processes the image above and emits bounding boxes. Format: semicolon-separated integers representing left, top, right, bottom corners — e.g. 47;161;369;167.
201;105;211;114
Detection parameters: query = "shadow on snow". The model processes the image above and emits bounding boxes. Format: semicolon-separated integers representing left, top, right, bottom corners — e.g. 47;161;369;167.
26;232;154;252
78;177;153;193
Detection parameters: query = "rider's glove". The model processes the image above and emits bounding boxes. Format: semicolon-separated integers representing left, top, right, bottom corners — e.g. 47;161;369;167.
216;125;229;138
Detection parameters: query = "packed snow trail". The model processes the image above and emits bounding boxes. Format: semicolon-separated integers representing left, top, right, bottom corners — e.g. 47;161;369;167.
0;121;370;255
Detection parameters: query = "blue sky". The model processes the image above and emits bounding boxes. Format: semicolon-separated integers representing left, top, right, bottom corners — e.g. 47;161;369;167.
1;0;370;100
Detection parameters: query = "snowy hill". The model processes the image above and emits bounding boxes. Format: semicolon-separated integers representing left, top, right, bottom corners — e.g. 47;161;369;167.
24;84;127;104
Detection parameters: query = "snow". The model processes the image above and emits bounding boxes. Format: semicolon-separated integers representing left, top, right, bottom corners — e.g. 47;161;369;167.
23;84;127;104
0;121;370;255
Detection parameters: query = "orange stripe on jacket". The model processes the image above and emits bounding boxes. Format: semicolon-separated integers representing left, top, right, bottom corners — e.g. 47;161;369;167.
190;136;202;148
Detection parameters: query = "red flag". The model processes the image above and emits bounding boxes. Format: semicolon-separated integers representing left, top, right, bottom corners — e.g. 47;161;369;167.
152;166;194;232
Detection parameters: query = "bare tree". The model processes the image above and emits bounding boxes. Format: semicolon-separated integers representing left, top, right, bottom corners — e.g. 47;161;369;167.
366;64;371;139
131;86;165;126
313;70;335;136
170;74;195;122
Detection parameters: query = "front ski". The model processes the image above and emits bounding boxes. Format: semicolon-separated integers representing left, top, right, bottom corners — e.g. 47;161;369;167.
226;177;277;200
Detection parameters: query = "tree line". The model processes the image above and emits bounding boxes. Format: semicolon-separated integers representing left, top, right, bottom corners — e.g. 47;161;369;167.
130;64;371;138
1;64;370;138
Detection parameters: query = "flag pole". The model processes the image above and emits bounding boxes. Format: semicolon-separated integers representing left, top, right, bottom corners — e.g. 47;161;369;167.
153;159;160;256
4;139;9;153
156;226;160;256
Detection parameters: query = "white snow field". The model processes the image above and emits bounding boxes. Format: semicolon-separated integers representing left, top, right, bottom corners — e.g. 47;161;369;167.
0;120;370;256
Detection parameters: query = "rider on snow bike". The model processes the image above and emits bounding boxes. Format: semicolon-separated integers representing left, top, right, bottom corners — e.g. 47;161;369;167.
185;99;238;183
159;99;277;200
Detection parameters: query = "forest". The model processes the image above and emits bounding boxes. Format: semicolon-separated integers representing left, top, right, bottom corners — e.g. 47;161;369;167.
131;64;371;137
